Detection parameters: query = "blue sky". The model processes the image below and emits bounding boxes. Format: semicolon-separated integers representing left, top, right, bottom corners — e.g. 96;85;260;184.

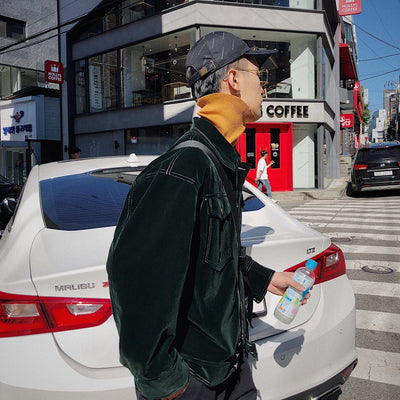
353;0;400;113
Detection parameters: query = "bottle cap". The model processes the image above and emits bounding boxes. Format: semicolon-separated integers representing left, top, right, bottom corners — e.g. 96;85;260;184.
305;259;318;270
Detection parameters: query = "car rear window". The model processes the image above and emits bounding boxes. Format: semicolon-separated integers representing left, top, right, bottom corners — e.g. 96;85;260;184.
356;146;400;163
40;168;144;231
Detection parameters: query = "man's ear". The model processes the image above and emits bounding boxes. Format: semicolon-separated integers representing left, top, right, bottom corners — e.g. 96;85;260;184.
224;69;241;96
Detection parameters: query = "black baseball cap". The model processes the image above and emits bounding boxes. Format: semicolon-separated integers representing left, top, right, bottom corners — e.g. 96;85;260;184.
186;31;277;87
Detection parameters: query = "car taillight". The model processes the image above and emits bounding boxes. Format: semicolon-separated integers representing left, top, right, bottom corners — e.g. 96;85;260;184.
284;243;346;285
354;164;367;170
0;292;111;338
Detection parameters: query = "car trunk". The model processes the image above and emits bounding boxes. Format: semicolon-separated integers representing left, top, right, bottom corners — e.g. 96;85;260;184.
30;227;121;368
29;200;329;369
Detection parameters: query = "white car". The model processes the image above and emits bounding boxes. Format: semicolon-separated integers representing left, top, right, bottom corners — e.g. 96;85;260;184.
0;154;357;399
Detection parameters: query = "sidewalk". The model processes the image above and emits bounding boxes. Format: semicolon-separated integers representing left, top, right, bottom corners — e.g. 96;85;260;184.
272;176;350;203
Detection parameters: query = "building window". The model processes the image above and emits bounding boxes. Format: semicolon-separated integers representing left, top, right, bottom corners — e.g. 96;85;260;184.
88;51;119;112
75;60;87;114
126;123;190;155
121;28;194;108
201;0;315;10
0;65;11;97
0;16;26;40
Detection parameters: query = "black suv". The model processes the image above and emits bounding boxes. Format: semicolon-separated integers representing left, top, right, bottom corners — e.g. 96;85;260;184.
351;141;400;193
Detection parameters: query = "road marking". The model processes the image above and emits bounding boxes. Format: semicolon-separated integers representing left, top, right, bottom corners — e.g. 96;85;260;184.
292;215;398;224
289;211;396;220
347;260;400;273
325;231;400;241
299;204;399;210
319;223;400;233
351;280;400;298
356;310;400;334
352;347;400;386
338;244;400;256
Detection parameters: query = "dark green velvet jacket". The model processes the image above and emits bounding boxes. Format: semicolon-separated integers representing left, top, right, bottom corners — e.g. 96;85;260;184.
106;117;275;399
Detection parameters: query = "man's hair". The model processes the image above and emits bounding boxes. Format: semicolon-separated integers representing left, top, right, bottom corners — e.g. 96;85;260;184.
186;58;247;100
261;150;267;157
69;146;81;154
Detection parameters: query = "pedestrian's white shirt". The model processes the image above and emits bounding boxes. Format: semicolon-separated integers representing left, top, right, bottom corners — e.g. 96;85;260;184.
257;158;268;180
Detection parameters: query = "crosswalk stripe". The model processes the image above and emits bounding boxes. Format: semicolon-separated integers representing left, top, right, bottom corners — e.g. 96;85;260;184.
289;210;396;219
286;198;400;388
302;200;400;205
351;280;400;298
351;347;400;386
294;208;398;214
346;260;400;273
357;310;400;334
338;244;400;256
292;215;397;224
315;223;400;233
326;231;400;241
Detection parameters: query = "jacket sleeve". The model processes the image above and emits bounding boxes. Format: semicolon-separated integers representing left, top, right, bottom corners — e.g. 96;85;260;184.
245;255;275;303
106;171;199;399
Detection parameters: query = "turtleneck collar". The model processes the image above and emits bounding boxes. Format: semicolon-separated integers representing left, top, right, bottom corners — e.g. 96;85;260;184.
197;93;255;145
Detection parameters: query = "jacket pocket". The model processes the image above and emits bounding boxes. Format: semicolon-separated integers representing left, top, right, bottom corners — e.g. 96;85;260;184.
204;195;234;272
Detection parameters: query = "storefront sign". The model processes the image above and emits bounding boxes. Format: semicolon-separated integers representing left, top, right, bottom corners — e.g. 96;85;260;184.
89;64;103;110
1;102;37;141
338;0;361;16
45;60;64;84
340;114;354;128
266;104;309;119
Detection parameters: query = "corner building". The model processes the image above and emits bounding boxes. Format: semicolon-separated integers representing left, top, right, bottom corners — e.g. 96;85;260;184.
59;0;341;191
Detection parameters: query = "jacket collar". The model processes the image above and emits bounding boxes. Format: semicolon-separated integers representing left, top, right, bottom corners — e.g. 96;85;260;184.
191;117;242;171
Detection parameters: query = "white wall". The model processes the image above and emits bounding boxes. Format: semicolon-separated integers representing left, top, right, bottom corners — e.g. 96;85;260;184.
293;125;315;188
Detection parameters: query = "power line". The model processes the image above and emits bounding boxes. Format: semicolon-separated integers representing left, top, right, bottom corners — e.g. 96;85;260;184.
346;17;400;51
359;52;400;62
361;67;400;81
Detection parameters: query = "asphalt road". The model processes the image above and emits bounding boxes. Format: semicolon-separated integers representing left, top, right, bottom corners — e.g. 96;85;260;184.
280;189;400;400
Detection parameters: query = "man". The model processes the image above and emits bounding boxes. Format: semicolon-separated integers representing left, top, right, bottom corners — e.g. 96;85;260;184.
255;150;274;197
107;31;309;400
69;146;81;159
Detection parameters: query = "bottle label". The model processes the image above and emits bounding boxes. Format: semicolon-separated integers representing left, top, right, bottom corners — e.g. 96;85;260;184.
276;287;302;317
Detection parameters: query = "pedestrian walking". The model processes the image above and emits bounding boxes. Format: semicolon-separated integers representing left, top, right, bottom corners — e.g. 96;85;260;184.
106;31;309;400
255;150;274;197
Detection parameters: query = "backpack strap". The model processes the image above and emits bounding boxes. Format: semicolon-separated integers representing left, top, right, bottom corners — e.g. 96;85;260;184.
171;138;254;324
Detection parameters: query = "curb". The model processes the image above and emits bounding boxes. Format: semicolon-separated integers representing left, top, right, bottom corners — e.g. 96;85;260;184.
272;179;350;203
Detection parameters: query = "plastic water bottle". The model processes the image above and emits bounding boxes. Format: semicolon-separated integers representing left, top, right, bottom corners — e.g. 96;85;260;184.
274;259;318;324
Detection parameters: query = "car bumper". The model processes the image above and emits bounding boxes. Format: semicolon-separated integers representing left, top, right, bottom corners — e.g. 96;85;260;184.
359;182;400;191
251;275;357;399
0;276;356;400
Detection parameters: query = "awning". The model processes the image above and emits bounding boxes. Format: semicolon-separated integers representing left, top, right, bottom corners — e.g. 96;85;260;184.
339;43;357;80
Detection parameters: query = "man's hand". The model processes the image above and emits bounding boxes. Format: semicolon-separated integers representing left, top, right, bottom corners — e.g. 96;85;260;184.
267;272;311;304
161;382;188;400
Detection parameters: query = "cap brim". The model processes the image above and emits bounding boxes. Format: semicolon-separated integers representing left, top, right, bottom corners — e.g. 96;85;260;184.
245;48;278;68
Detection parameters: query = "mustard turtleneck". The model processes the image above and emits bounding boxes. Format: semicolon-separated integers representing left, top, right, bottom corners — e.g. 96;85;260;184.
197;93;256;145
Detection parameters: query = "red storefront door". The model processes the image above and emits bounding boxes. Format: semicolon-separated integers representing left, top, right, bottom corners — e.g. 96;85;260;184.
236;122;293;191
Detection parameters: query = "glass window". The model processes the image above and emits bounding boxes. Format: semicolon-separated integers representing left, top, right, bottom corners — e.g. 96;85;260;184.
126;123;190;155
0;65;11;97
0;16;25;40
19;69;37;88
39;168;145;231
201;27;317;100
88;51;119;112
75;60;87;114
204;1;315;10
356;146;400;163
121;28;195;108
